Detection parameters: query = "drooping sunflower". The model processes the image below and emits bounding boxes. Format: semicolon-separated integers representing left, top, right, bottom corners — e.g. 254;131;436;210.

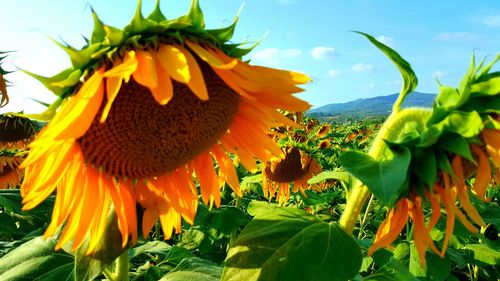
262;147;322;204
0;114;38;150
0;51;11;108
20;1;311;253
366;55;500;266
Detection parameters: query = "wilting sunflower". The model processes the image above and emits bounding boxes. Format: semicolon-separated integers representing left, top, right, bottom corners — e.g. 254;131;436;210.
20;1;310;253
0;152;23;189
262;147;322;204
366;55;500;266
0;51;11;108
0;114;38;149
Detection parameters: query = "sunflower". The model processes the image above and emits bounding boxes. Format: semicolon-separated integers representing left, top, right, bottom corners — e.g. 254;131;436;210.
262;147;322;204
20;1;311;253
0;51;11;108
0;114;38;150
366;56;500;266
316;123;331;138
0;153;23;189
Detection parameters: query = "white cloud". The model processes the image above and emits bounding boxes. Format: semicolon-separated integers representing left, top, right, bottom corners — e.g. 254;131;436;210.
310;46;337;60
384;80;400;85
433;71;447;79
251;48;303;66
376;35;394;47
367;83;375;89
352;63;374;72
435;32;480;41
481;15;500;27
327;69;342;77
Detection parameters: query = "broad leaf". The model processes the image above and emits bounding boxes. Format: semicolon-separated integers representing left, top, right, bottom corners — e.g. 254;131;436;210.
340;149;411;207
0;237;74;280
159;257;222;281
222;201;361;281
463;244;500;266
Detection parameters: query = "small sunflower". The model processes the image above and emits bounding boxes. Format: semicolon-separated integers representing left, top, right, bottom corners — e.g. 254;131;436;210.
262;147;322;204
0;114;38;150
0;153;23;189
20;1;310;253
316;123;331;138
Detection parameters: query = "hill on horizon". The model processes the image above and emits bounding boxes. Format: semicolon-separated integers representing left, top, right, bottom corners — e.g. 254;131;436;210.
307;92;436;122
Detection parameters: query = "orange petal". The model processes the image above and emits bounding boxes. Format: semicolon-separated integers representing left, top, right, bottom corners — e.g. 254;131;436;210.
133;49;158;89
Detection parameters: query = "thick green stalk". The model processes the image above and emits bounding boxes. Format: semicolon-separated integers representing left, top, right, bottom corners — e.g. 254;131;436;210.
339;108;431;234
103;250;129;281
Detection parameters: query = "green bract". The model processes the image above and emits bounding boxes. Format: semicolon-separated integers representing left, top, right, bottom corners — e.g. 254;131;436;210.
24;0;251;104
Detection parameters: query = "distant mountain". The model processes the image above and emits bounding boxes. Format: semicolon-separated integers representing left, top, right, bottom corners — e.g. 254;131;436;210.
307;92;436;122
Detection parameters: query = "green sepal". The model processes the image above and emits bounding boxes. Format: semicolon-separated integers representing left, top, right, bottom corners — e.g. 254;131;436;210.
11;97;64;121
460;96;500;113
424;111;483;146
50;69;82;88
187;0;205;29
125;0;156;34
147;0;167;22
475;52;500;79
21;68;75;96
436;133;475;163
471;76;500;96
355;31;418;113
436;86;460;110
49;37;102;69
484;114;500;129
91;8;106;44
436;150;453;175
411;147;437;188
206;3;243;42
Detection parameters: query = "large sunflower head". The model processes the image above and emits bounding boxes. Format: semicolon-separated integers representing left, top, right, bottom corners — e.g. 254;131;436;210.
21;0;311;253
262;147;322;205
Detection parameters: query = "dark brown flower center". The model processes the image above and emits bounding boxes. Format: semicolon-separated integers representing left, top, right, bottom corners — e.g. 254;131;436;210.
264;147;310;183
0;116;36;142
78;60;240;178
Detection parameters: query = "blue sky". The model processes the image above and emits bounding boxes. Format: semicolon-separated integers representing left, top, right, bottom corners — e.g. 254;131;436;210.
0;0;499;113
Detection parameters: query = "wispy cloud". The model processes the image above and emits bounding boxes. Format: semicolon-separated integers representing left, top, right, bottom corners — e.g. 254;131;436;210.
435;32;481;41
352;63;374;73
376;35;395;47
251;48;303;66
480;14;500;27
327;69;342;77
310;46;337;60
384;80;400;85
367;83;375;89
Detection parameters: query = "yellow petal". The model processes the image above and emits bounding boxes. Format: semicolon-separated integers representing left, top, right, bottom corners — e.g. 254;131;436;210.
133;49;158;89
158;45;191;83
104;51;138;81
176;45;208;100
185;41;237;70
150;54;174;105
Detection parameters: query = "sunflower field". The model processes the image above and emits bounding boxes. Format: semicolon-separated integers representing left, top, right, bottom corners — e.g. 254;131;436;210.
0;1;499;281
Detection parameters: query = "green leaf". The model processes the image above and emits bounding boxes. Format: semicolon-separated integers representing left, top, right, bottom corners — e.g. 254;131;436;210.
164;246;196;265
410;148;437;188
471;76;500;96
355;31;417;113
222;201;362;281
409;243;451;281
159;257;221;281
307;170;354;185
129;241;172;259
462;244;500;266
0;237;74;280
436;133;474;162
212;206;249;235
340;149;411;207
428;110;483;139
364;258;419;281
436;86;460;110
299;189;327;206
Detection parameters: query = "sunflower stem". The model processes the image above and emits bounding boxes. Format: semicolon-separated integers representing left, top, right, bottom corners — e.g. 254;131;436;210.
228;196;242;250
114;250;130;281
339;108;432;234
